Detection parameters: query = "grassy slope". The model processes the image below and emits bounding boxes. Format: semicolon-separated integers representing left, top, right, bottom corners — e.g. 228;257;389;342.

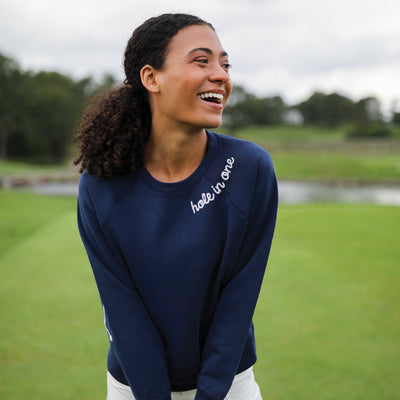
232;126;400;183
271;151;400;182
255;204;400;399
0;192;399;399
0;191;77;255
0;160;73;176
0;192;106;400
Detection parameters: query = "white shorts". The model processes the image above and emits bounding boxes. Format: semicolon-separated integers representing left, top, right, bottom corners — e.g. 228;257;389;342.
107;366;262;400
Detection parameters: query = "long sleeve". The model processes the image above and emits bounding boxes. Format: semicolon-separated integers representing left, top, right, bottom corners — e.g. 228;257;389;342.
195;154;278;400
77;174;171;400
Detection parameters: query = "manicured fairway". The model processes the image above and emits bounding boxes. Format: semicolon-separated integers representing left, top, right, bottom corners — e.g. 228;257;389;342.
255;203;400;399
0;191;399;399
0;191;106;399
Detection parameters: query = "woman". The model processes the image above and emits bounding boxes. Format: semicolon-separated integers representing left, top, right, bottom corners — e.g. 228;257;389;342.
75;13;278;400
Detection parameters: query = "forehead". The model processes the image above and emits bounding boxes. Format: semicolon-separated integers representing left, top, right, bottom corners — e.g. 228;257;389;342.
166;25;226;58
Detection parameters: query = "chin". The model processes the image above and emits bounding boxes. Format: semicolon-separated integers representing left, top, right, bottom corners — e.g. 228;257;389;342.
189;113;223;130
203;117;223;129
205;123;222;130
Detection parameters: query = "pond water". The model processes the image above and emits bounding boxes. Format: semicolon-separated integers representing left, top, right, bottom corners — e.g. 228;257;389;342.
28;181;400;207
278;181;400;206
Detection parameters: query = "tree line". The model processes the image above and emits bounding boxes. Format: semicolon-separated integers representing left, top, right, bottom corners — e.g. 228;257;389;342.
0;53;114;164
0;52;399;164
223;86;399;137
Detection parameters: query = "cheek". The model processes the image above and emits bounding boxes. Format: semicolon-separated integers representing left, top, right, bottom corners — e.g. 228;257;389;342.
180;85;199;105
161;86;197;116
167;77;196;101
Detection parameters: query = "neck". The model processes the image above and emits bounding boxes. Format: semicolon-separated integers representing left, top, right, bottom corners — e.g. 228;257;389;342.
144;125;208;183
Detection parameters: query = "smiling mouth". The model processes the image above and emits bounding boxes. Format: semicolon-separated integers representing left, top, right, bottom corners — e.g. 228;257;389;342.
198;92;224;104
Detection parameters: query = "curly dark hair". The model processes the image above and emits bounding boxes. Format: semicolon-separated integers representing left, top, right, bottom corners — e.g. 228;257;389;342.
74;13;214;178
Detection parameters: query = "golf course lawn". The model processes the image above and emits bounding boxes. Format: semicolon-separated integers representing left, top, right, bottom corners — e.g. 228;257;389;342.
0;191;399;399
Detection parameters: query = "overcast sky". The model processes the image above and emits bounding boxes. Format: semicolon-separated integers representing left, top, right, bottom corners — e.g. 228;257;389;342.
1;0;399;112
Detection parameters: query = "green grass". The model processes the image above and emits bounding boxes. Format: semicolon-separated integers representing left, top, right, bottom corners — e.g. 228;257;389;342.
233;125;400;150
229;126;400;183
255;204;400;399
271;151;400;182
1;191;399;399
0;160;72;176
0;191;79;255
0;191;107;400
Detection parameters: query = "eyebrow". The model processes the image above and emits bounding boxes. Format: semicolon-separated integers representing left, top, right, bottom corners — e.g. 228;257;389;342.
188;47;229;58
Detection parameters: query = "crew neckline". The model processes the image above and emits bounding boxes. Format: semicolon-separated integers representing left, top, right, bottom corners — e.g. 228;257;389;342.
140;130;219;193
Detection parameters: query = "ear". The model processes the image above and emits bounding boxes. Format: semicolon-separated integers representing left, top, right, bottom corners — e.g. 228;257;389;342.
140;65;160;94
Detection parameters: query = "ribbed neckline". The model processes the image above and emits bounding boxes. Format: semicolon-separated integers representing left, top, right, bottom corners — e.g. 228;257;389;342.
140;130;219;194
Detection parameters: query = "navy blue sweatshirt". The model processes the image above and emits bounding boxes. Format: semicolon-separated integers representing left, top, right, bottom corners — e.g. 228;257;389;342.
77;131;278;400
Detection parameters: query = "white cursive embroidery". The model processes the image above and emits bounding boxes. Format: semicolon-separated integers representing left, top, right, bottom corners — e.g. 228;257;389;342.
102;305;113;342
190;157;235;214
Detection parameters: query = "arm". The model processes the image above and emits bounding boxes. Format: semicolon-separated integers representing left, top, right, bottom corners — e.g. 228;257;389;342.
195;154;278;400
77;175;171;400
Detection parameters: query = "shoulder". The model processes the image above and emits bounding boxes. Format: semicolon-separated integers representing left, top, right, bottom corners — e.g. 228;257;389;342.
78;170;140;221
210;131;274;179
211;131;273;168
207;131;276;215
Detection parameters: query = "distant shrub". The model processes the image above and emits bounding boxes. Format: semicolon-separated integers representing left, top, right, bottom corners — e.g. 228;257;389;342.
392;112;400;125
347;121;392;139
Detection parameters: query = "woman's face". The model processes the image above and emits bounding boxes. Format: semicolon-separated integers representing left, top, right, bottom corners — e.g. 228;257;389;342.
151;24;232;131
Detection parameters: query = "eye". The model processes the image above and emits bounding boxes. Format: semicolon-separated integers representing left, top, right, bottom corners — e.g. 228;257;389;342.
195;57;208;64
221;62;232;71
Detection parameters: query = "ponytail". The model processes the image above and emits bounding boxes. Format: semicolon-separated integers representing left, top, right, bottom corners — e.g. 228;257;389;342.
74;84;151;178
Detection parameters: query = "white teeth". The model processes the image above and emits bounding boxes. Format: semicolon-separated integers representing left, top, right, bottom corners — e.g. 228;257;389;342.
198;92;224;100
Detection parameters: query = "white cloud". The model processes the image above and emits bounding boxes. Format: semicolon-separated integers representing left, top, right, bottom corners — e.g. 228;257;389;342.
1;0;399;111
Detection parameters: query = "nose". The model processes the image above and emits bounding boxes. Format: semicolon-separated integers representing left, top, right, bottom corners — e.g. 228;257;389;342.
209;63;231;83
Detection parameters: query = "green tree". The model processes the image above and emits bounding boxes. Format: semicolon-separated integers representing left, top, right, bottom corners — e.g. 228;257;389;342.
223;85;286;131
295;91;355;127
6;71;89;162
391;100;400;125
0;52;118;163
392;112;400;125
348;97;391;138
0;54;26;160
